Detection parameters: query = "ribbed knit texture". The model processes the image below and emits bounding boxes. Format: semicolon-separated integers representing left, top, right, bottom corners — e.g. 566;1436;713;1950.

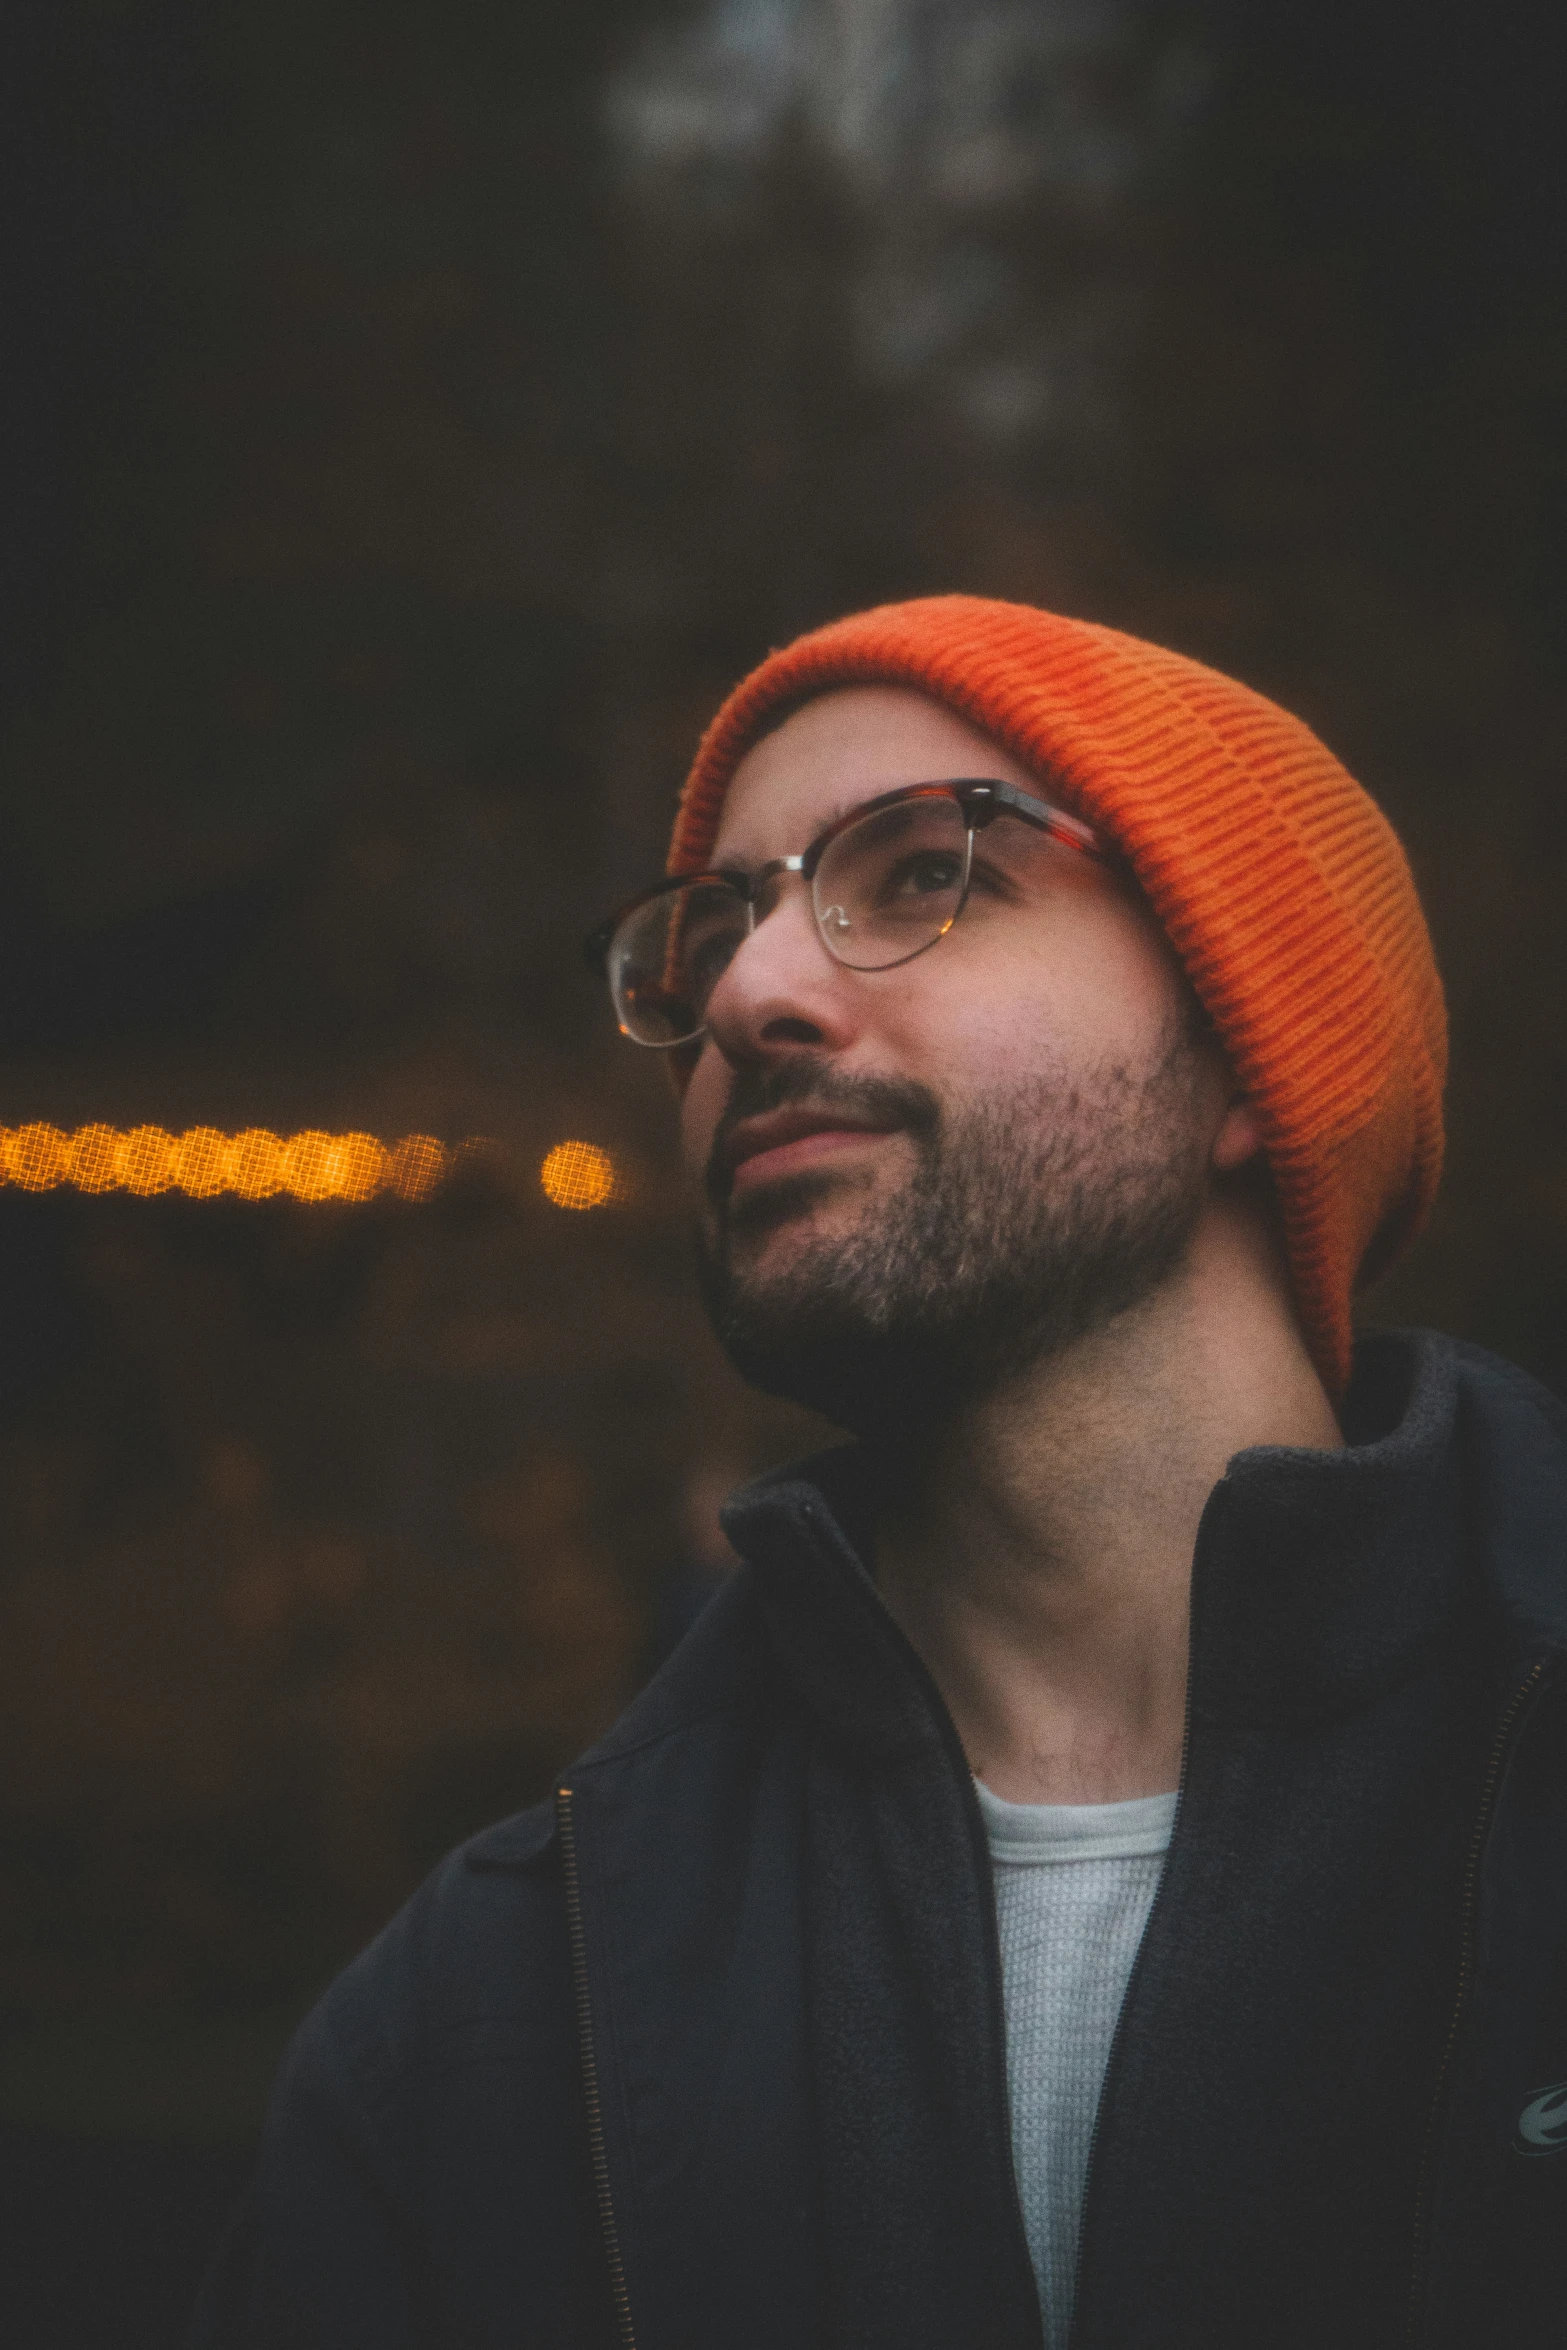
668;596;1447;1394
975;1780;1177;2350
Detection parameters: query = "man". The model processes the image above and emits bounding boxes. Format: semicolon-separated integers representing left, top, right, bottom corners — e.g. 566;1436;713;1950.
194;597;1567;2349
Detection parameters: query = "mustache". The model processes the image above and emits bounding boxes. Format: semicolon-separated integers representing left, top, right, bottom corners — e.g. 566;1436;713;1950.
704;1056;940;1210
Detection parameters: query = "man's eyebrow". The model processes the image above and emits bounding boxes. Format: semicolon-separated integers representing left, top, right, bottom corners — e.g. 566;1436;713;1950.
711;796;862;874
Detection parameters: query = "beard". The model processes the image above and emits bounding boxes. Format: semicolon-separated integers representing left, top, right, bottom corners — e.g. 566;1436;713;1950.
695;1030;1214;1437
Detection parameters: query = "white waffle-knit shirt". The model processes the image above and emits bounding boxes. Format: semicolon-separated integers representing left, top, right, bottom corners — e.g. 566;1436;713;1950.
974;1778;1177;2347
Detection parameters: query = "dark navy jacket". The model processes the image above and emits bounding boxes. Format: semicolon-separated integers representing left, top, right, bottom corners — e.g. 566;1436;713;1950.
192;1332;1567;2348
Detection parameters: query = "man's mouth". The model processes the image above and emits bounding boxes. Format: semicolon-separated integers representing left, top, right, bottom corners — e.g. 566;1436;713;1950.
722;1105;900;1197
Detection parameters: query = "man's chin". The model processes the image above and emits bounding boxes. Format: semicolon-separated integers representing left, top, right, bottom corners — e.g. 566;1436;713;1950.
720;1164;877;1251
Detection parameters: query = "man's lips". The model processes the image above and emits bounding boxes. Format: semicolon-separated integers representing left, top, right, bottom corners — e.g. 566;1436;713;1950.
723;1106;899;1194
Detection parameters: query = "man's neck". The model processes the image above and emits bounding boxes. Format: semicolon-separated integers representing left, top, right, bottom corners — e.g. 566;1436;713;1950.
873;1194;1343;1805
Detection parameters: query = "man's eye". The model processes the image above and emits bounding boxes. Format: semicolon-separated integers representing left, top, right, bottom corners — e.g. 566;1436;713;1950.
885;851;963;898
684;927;743;989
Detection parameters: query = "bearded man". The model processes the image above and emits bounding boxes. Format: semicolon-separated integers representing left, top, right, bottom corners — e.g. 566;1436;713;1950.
193;599;1567;2350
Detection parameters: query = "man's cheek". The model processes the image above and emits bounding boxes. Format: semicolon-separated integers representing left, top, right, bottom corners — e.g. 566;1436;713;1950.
680;1082;722;1191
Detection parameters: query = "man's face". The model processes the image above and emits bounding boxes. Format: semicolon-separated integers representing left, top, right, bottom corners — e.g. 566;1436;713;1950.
681;686;1238;1433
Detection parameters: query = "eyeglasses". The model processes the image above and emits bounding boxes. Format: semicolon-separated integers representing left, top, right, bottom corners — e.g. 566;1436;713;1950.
584;777;1107;1049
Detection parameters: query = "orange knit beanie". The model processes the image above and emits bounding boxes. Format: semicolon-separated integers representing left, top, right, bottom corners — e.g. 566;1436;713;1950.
669;594;1446;1397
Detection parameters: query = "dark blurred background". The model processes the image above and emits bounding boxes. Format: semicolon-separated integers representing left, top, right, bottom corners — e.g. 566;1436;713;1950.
1;0;1563;2339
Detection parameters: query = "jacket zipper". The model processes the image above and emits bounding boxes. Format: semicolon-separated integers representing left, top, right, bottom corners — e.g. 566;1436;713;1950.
958;1764;1050;2350
1403;1653;1553;2347
556;1784;639;2350
1064;1602;1198;2350
798;1496;1045;2346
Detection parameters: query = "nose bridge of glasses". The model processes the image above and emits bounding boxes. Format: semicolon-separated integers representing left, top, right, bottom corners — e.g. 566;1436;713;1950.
745;851;809;924
712;851;856;1000
751;851;807;887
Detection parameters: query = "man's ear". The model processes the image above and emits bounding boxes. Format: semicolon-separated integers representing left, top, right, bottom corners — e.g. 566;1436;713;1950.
1212;1096;1264;1172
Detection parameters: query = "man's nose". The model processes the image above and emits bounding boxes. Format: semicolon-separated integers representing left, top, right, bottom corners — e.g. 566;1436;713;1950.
702;877;858;1060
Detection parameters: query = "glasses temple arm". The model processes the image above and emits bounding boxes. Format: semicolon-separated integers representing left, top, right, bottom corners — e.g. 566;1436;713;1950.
966;779;1106;857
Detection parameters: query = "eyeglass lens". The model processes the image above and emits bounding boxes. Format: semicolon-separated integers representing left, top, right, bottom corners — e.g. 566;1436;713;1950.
607;792;974;1046
608;878;750;1047
816;791;971;971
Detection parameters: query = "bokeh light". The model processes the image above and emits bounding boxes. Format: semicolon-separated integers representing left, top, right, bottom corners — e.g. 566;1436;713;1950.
174;1127;229;1197
281;1130;339;1202
4;1123;70;1191
119;1125;177;1195
228;1129;286;1201
336;1133;389;1201
386;1135;448;1202
540;1139;619;1210
68;1123;121;1193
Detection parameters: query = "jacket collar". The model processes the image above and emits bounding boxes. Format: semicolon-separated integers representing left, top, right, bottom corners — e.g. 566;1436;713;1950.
722;1330;1558;1754
1187;1327;1464;1725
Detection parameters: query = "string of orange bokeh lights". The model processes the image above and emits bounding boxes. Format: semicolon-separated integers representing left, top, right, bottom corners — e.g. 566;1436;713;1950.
0;1123;452;1202
0;1125;627;1208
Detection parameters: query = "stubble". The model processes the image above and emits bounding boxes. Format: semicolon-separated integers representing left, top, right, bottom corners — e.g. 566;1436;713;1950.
695;1033;1213;1436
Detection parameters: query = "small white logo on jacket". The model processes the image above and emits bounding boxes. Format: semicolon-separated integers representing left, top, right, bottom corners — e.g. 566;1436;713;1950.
1515;2081;1567;2154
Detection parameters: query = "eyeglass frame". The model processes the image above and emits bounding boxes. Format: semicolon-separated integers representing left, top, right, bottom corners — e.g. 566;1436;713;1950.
583;776;1111;1049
